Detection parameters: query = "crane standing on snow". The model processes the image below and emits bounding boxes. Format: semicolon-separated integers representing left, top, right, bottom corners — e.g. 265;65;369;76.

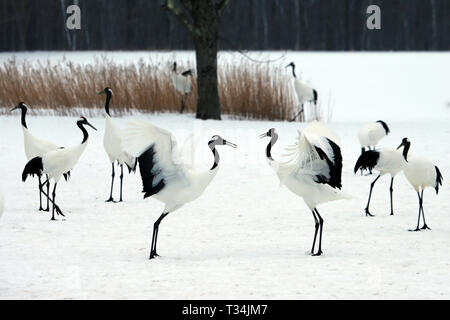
11;102;70;212
121;119;237;259
260;121;350;256
357;120;391;175
171;62;193;114
22;117;97;220
99;88;137;203
354;138;410;217
285;62;318;122
403;150;443;231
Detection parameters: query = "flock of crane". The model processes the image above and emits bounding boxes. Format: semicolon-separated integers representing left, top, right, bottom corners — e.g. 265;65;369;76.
0;61;443;260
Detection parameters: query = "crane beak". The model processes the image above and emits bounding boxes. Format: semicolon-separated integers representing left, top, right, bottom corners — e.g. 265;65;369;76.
396;142;404;150
98;90;106;95
10;106;19;112
86;121;97;131
259;133;268;138
224;140;237;148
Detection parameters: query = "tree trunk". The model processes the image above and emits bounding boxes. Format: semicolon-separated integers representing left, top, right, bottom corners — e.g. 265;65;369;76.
191;1;221;120
194;32;220;120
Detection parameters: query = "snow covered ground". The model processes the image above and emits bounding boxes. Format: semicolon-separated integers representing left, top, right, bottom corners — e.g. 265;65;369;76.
0;114;449;300
0;51;449;299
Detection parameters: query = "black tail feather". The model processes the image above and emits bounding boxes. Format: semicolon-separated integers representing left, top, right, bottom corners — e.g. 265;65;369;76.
63;171;71;182
435;166;443;194
354;150;380;174
22;157;43;182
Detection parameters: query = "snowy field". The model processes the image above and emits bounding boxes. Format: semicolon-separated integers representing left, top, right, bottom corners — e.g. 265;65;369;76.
0;51;449;300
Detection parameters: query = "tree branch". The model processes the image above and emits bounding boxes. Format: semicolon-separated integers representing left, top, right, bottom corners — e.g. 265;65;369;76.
216;0;231;17
162;0;200;37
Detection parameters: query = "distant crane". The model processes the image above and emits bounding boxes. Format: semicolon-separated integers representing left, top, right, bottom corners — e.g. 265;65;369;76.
99;88;137;202
354;138;410;217
171;62;193;113
357;120;390;174
22;117;97;220
121;119;237;259
260;121;350;256
11;102;70;211
403;154;443;231
285;62;318;122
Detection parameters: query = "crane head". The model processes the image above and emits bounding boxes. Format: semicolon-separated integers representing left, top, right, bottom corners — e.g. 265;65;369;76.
259;128;276;139
397;138;410;150
285;62;295;69
208;135;237;148
98;87;113;95
10;102;28;112
79;116;97;131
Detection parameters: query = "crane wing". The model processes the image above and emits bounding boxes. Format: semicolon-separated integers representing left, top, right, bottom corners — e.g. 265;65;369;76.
121;119;189;198
280;121;342;189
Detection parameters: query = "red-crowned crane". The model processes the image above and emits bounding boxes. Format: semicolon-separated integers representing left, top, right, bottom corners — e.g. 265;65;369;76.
286;62;318;122
171;62;193;113
260;121;350;256
121;119;237;259
22;117;97;220
11;102;70;211
357;120;391;175
354;138;410;217
99;88;137;202
403;154;443;231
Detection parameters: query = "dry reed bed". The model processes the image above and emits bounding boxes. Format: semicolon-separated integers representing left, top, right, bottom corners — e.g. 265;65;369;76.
0;56;298;121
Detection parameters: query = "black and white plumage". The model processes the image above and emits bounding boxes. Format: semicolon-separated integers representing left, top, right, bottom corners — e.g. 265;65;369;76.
403;154;443;231
121;119;237;259
99;88;137;203
357;120;390;174
286;62;318;122
260;121;350;256
11;102;70;212
22;117;97;220
171;62;193;113
354;138;410;217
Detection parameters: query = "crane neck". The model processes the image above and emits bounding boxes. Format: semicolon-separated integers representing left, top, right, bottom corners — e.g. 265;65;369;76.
266;133;279;161
77;121;89;144
208;142;220;170
290;66;297;78
104;93;112;116
20;106;28;129
402;142;411;161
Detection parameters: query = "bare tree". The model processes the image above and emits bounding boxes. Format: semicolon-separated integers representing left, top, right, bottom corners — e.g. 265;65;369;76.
162;0;231;120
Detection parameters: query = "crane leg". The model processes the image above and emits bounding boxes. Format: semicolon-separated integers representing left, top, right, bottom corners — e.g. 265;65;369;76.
389;177;394;215
150;212;169;259
38;176;44;211
38;181;64;219
290;104;304;122
312;209;324;256
119;164;124;202
45;175;50;211
51;183;58;221
180;96;185;114
310;210;320;255
420;190;431;230
365;175;381;216
410;192;423;232
106;163;116;202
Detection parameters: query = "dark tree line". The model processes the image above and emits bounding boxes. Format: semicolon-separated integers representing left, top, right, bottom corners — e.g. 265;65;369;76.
0;0;449;52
